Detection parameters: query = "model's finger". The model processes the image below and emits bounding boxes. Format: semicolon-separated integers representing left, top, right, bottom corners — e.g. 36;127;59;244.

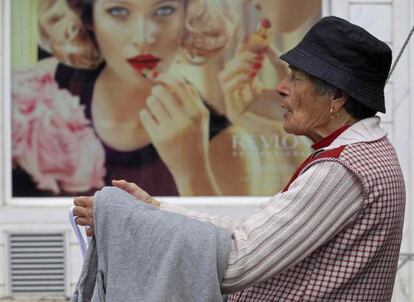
151;85;181;117
220;62;253;83
139;109;159;135
156;73;200;117
183;84;208;118
223;73;252;93
155;73;188;105
221;53;263;83
146;95;170;123
155;73;187;96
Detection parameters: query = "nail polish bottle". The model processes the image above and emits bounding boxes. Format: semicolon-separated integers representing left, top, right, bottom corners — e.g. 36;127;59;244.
245;18;272;53
234;19;271;112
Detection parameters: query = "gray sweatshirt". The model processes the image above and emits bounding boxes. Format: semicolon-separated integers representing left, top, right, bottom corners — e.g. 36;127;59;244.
72;187;231;302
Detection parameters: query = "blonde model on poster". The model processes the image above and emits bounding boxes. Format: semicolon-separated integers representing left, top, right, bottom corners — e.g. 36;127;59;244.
12;0;261;197
216;0;321;193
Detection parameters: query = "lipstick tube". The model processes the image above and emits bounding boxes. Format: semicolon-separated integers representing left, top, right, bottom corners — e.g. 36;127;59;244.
142;69;159;80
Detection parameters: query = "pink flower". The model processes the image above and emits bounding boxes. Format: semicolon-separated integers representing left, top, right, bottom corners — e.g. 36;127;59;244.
12;68;106;194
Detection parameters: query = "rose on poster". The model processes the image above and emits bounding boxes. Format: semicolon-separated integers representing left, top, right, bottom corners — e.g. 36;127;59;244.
12;69;106;194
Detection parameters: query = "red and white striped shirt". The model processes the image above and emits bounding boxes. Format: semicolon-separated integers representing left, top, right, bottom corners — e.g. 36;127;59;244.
162;117;405;301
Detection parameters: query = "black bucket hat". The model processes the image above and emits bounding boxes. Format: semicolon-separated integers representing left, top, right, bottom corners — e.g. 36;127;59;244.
280;16;392;113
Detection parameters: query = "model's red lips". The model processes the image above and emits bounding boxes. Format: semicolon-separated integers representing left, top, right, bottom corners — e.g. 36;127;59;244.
127;54;160;71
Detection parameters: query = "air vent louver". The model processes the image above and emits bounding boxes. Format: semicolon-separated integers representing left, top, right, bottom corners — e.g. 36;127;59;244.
8;233;66;295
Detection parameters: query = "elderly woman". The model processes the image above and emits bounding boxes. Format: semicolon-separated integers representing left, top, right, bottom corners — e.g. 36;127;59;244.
74;16;405;301
12;0;258;197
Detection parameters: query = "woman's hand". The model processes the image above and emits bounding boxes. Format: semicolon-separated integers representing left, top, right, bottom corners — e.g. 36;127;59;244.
139;73;220;195
219;43;287;125
219;49;265;123
72;181;159;237
140;73;210;179
73;196;95;237
112;179;160;207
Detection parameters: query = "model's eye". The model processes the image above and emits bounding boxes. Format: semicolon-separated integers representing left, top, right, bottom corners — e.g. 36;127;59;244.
107;7;129;18
154;5;176;17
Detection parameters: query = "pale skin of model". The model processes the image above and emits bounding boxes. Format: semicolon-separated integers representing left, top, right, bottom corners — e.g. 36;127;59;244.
37;0;255;196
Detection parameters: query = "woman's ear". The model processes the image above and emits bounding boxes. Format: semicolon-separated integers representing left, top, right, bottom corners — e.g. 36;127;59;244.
331;90;348;110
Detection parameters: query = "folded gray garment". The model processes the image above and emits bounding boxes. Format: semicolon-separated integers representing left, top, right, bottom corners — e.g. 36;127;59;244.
72;187;231;302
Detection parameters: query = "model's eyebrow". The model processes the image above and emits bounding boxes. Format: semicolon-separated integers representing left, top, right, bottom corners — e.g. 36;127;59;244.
101;0;132;5
101;0;181;6
154;0;181;5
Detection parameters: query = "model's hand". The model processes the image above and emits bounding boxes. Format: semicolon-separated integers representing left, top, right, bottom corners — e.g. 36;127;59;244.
219;42;287;125
112;179;160;207
219;49;264;123
73;196;95;237
140;73;210;179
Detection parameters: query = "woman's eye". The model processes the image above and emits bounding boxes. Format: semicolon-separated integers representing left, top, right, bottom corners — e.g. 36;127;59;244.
154;6;176;17
107;7;129;18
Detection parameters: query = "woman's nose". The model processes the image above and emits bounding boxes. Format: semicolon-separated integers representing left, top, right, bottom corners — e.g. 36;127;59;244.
131;19;157;47
276;77;289;97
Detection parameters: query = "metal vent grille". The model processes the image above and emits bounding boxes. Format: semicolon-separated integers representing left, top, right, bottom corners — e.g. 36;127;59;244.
8;233;66;295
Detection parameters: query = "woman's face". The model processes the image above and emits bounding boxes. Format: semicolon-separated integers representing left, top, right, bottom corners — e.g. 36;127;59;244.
276;68;332;139
93;0;186;82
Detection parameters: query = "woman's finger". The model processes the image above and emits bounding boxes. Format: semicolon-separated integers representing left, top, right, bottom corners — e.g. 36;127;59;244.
72;205;89;218
220;52;262;83
150;85;181;117
220;62;252;83
139;108;159;136
223;73;252;93
85;226;95;237
74;216;90;226
112;179;152;203
146;95;170;124
155;73;201;118
180;83;208;119
74;196;93;207
112;179;132;192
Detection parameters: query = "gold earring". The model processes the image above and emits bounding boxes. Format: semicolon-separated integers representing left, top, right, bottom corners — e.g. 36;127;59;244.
330;107;338;120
